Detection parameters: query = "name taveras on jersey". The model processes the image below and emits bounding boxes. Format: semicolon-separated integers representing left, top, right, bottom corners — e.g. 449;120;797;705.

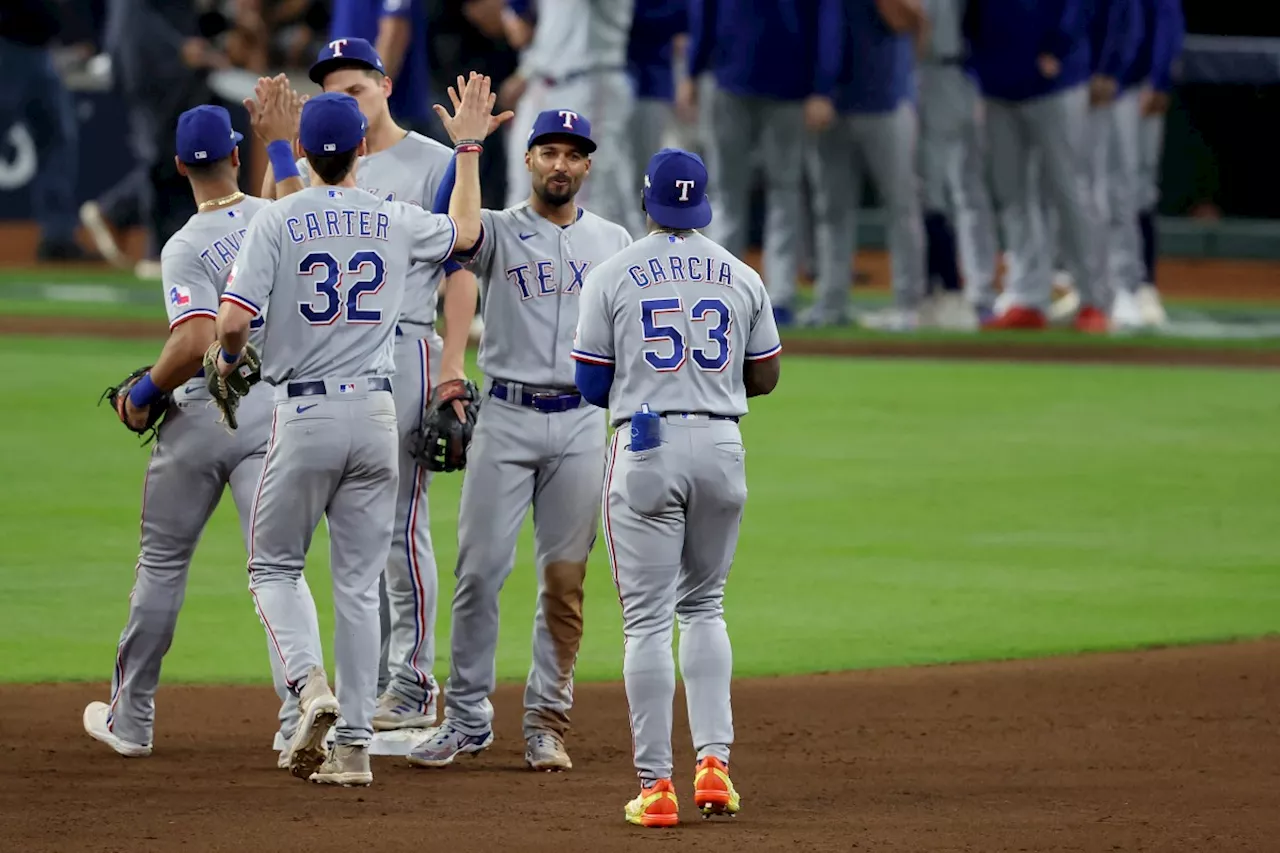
627;255;735;289
200;228;249;273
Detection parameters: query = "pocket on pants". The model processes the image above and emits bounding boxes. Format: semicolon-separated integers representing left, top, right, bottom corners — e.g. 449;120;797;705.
710;441;748;507
622;451;668;517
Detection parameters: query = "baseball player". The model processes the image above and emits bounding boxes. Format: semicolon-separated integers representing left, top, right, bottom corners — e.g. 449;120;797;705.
805;0;927;331
408;108;632;772
83;101;323;762
916;0;999;326
214;81;488;786
498;0;641;236
678;0;836;325
966;0;1109;333
571;148;781;827
1134;0;1185;327
266;38;492;735
627;0;688;179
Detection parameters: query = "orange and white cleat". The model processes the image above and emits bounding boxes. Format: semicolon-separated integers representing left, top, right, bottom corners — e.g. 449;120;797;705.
1074;305;1111;334
694;756;741;818
624;779;680;828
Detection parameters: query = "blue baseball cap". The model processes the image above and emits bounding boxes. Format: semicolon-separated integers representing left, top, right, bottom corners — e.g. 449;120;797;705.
527;109;596;154
175;105;242;165
299;93;368;156
309;37;387;85
643;148;712;230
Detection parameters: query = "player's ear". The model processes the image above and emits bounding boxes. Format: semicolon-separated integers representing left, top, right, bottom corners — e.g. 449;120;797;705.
357;139;369;157
230;147;241;169
294;138;303;161
381;74;393;99
525;149;532;173
175;156;187;177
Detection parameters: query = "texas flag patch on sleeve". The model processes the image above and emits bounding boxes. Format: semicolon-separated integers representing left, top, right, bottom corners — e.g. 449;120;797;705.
169;285;191;307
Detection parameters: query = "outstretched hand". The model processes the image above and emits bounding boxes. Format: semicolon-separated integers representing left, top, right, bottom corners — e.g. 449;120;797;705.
244;74;306;143
433;72;515;144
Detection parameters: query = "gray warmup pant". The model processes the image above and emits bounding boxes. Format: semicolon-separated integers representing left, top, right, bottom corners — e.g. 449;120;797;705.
105;388;321;747
918;64;999;307
604;416;746;784
986;84;1104;311
807;101;927;315
631;97;675;194
444;387;605;740
249;380;399;746
1086;89;1144;297
507;70;641;235
378;325;444;710
1138;112;1166;215
707;88;805;308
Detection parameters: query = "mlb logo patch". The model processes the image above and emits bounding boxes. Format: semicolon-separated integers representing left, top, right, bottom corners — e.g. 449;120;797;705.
667;234;685;243
339;382;356;393
328;189;343;198
227;208;241;218
169;286;191;307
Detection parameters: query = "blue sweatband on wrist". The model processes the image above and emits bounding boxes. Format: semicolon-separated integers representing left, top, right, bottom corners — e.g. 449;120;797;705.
267;140;300;181
221;347;242;365
128;373;164;408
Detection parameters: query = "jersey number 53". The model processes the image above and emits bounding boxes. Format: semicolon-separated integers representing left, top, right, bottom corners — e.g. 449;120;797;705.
298;250;387;325
640;296;731;372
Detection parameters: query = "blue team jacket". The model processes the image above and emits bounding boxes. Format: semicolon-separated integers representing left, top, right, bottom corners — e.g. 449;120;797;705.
1127;0;1185;91
964;0;1091;102
828;0;916;115
329;0;432;122
687;0;841;101
1088;0;1142;86
628;0;688;101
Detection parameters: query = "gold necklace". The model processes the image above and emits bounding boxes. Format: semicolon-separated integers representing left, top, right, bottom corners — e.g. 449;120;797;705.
198;191;246;212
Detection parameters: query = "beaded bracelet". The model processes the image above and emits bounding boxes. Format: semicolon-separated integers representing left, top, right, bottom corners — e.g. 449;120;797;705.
454;139;484;155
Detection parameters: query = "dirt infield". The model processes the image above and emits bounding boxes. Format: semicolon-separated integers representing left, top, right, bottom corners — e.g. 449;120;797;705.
4;314;1279;368
3;640;1276;852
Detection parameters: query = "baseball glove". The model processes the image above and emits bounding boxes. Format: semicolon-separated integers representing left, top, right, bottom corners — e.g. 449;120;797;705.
99;366;171;445
203;341;262;431
410;379;480;472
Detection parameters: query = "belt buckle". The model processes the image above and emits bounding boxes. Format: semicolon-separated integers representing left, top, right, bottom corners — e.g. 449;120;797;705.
530;391;560;412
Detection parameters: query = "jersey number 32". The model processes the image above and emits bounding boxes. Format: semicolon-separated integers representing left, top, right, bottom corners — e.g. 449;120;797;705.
297;250;386;325
640;296;730;372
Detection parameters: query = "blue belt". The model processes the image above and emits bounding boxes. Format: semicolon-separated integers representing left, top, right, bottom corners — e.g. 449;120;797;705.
489;383;583;413
286;376;392;398
661;412;739;423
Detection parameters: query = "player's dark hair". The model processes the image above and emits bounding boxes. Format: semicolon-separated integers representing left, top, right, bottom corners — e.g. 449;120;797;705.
183;156;232;180
306;149;359;185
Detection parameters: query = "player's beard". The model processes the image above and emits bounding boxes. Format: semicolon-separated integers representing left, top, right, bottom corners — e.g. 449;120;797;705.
534;172;579;208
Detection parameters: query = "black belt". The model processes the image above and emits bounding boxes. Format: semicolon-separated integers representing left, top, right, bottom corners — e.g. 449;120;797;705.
619;412;740;424
286;376;392;398
489;382;583;413
539;65;626;87
396;323;434;337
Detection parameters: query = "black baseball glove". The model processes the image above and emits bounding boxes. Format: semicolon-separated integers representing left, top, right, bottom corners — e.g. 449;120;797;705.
410;379;480;472
99;366;171;445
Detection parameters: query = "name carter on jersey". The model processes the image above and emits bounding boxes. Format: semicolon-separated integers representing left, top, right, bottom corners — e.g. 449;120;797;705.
285;209;392;245
627;255;736;289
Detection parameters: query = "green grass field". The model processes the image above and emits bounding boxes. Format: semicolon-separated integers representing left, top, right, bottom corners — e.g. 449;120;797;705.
2;334;1277;685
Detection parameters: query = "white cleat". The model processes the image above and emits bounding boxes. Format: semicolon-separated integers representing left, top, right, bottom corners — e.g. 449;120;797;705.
83;701;152;757
311;743;373;787
287;667;341;781
1110;288;1148;332
1137;284;1168;327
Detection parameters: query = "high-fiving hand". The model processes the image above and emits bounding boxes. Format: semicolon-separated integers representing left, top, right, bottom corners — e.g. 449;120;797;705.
434;72;515;144
244;74;308;144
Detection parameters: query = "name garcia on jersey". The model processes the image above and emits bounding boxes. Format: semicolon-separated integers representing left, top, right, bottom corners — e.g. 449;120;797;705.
626;254;735;289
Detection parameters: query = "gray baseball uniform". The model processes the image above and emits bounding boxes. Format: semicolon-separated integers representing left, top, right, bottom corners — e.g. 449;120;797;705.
223;185;459;746
572;229;780;784
298;132;453;718
103;196;323;751
917;0;998;308
442;201;632;741
505;0;641;236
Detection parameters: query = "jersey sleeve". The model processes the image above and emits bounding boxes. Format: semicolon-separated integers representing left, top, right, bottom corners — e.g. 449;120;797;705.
160;239;220;331
744;283;782;362
405;205;459;265
461;210;497;275
220;212;280;318
571;266;616;366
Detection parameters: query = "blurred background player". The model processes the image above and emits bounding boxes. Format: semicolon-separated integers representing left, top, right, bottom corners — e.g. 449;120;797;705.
967;0;1109;333
678;0;837;326
805;0;927;331
570;147;781;827
916;0;998;326
0;0;96;261
498;0;639;236
626;0;687;201
326;0;436;137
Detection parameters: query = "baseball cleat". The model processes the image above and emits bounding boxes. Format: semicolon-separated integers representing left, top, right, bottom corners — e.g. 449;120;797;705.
624;779;680;828
525;732;572;772
288;667;341;781
77;201;129;268
406;720;493;768
310;744;373;787
1074;305;1110;334
277;749;291;770
372;691;436;731
1137;284;1168;327
694;756;741;818
982;305;1048;330
82;701;152;758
